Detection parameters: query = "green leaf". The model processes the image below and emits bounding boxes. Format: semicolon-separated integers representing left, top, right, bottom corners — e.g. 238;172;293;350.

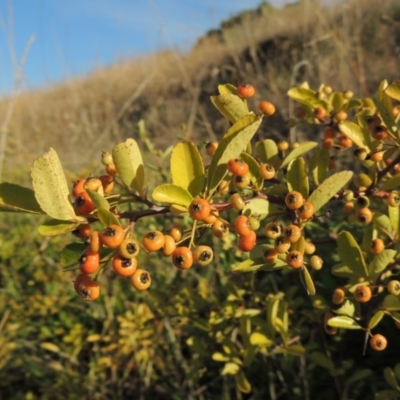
394;364;400;383
221;362;240;375
331;262;355;278
170;141;205;197
330;92;345;112
384;367;400;391
284;345;306;356
235;371;252;393
389;205;400;237
327;315;362;330
309;352;335;371
287;158;308;199
38;219;81;237
232;258;265;272
377;80;397;134
210;92;250;123
242;199;269;220
97;208;120;228
112;139;144;194
152;184;193;207
287;87;325;108
338;121;368;149
383;295;400;311
333;300;356;317
31;148;77;221
346;369;373;385
87;189;110;211
302;266;316;296
369;250;397;282
249;332;272;346
280;141;318;169
61;243;86;268
207;115;262;195
368;311;385;330
0;182;43;214
374;212;394;237
381;175;400;191
240;152;263;191
337;231;368;279
255;139;279;166
309;149;329;185
308;171;353;212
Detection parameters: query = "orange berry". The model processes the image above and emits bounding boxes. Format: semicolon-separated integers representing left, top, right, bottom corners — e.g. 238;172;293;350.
238;230;256;252
100;224;125;248
235;215;251;236
193;245;214;266
77;278;101;301
354;285;372;303
283;224;302;243
370;238;384;255
170;225;183;242
206;142;218;156
160;234;176;257
142;230;165;252
259;163;275;180
285;191;304;210
112;254;137;277
227;158;249;177
314;107;326;120
370;334;387;351
236;84;255;99
99;175;114;194
286;251;304;269
189;198;211;221
130;269;151;291
74;191;96;215
259;101;276;116
297;202;315;220
172;246;193;270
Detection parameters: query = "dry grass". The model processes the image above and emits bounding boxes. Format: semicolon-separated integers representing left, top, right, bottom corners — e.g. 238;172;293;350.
1;0;400;181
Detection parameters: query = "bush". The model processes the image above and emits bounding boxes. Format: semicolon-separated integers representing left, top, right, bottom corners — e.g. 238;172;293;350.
1;80;400;399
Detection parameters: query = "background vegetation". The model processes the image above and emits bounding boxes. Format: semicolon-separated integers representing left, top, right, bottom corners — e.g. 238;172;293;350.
1;0;400;398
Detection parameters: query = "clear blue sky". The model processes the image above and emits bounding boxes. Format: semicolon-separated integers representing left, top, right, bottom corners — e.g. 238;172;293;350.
0;0;289;95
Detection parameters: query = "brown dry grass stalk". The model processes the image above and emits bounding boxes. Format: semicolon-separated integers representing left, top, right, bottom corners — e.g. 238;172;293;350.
0;0;399;181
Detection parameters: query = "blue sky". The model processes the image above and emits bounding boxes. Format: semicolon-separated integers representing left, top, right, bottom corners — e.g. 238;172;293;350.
0;0;289;95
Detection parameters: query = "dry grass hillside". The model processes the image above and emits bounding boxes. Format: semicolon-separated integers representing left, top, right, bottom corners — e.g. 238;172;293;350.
1;0;400;181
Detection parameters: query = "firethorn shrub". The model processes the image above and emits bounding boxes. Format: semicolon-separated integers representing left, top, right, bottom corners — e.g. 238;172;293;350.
3;79;400;398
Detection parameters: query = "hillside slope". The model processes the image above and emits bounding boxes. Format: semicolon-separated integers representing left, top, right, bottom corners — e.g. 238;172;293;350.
1;0;399;179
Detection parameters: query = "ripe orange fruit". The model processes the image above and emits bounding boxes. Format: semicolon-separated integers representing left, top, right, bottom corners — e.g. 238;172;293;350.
227;158;249;177
100;224;125;248
354;285;372;303
142;230;165;252
238;230;257;252
259;101;276;116
189;198;211;221
370;334;387;351
172;246;193;270
130;269;151;291
237;84;255;99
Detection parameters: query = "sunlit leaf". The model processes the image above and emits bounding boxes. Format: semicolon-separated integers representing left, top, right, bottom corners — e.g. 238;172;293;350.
112;139;144;194
31;148;77;221
368;311;385;330
170;141;205;196
302;266;316;295
210;92;250;123
287;158;308;198
207;115;262;195
152;184;193;207
221;362;240;375
308;171;353;212
240;152;263;191
333;300;356;317
249;332;272;346
327;315;362;330
377;80;397;134
338;121;368;149
87;189;110;211
218;83;237;95
255;139;279;166
287;87;326;109
280;141;318;169
382;294;400;311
